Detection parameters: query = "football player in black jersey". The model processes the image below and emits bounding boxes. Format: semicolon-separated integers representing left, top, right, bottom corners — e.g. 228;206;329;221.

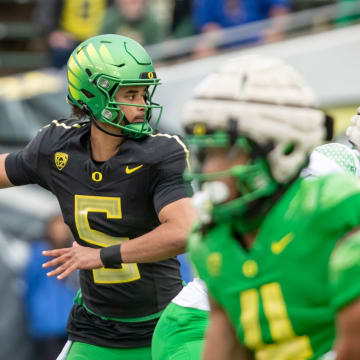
0;34;196;360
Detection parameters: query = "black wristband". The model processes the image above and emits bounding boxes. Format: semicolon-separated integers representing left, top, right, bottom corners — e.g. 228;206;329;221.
100;244;122;268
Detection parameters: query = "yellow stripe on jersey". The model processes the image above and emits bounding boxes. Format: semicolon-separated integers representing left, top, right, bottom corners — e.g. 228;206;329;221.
40;120;85;132
52;120;82;129
150;133;191;170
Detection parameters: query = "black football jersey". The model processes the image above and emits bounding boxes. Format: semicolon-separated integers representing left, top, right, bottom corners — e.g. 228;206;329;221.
5;118;189;347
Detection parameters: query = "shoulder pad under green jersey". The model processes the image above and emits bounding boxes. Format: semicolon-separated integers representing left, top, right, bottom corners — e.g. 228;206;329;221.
302;143;360;178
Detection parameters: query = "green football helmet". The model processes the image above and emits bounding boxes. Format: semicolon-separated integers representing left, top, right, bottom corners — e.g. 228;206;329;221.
67;34;162;139
182;55;332;232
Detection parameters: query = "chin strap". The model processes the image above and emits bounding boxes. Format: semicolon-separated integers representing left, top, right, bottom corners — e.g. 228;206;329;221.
79;100;125;138
90;114;126;138
79;101;144;138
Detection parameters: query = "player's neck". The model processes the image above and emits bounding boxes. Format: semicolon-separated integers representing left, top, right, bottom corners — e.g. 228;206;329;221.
90;123;124;162
243;231;257;249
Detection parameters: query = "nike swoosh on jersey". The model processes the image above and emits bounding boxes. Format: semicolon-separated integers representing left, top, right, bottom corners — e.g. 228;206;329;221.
125;165;143;174
271;233;294;254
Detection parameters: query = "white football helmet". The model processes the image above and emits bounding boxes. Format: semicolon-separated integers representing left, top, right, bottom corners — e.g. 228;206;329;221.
182;55;332;228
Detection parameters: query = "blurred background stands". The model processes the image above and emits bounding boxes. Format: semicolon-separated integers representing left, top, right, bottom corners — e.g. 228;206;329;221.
33;0;113;69
2;0;360;75
23;214;78;360
0;0;45;75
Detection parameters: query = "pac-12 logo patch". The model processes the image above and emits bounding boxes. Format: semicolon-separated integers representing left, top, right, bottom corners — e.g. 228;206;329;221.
55;152;68;171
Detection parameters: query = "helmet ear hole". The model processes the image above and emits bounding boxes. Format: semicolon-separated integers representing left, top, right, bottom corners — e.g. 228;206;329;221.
284;143;296;156
109;84;118;98
81;89;95;98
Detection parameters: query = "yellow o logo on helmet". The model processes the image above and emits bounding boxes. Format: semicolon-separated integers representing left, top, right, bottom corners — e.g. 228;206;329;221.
147;72;154;79
193;124;206;136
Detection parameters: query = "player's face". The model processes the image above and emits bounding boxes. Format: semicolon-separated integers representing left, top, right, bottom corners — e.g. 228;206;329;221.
114;85;147;124
202;147;249;201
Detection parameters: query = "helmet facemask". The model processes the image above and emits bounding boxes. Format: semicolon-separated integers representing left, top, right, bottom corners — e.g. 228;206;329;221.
95;74;163;139
184;130;279;232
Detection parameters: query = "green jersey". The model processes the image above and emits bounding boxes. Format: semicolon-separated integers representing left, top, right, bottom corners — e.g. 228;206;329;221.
188;174;360;360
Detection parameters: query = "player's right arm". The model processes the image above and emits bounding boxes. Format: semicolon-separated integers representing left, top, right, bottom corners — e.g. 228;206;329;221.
203;297;252;360
0;154;14;188
330;229;360;359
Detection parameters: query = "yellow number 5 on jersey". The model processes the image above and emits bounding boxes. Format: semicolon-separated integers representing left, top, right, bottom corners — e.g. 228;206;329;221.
74;195;140;284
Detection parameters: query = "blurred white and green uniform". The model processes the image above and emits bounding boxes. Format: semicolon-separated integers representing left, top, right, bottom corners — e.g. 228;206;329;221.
302;142;360;178
189;172;360;359
151;277;209;360
152;142;360;360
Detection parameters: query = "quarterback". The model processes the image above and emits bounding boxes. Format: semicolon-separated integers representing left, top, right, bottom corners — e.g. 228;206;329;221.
0;34;196;360
183;54;360;360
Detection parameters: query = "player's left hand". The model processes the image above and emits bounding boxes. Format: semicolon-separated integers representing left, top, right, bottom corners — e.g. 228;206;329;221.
42;241;102;280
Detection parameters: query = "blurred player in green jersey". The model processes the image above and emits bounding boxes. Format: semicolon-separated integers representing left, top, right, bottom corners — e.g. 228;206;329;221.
0;34;196;360
152;56;360;360
182;54;360;360
151;139;360;360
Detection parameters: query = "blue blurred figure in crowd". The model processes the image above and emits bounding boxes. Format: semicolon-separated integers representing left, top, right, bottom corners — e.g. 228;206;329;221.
192;0;290;58
178;253;194;283
23;214;78;360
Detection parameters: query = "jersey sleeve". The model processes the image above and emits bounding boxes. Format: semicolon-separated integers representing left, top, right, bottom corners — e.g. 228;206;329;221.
329;230;360;311
151;137;191;214
313;175;360;234
5;125;53;190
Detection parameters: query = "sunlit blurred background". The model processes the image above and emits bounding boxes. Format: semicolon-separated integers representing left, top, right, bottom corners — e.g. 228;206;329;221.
1;0;360;359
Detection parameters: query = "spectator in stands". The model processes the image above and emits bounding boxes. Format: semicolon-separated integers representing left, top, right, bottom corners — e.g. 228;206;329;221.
99;0;167;46
169;0;196;39
336;0;360;26
33;0;111;69
23;214;78;360
192;0;290;58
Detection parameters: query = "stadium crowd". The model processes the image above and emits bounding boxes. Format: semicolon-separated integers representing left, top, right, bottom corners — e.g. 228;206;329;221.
2;0;359;73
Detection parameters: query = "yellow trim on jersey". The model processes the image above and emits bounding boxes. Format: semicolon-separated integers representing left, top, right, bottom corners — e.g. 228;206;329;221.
40;120;84;132
52;119;82;129
150;133;191;170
